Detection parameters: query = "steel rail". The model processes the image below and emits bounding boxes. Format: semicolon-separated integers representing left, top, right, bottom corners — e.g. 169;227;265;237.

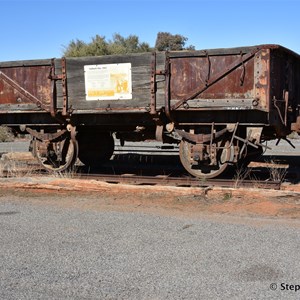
73;173;281;190
0;152;287;190
0;170;281;189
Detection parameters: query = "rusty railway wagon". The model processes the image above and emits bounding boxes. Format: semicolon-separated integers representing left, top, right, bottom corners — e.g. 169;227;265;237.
0;44;300;178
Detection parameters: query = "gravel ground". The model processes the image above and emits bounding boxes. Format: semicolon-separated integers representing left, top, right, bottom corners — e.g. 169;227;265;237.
1;193;300;300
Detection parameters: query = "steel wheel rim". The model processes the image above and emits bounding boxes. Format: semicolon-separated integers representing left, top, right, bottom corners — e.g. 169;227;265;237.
179;140;233;179
33;138;78;172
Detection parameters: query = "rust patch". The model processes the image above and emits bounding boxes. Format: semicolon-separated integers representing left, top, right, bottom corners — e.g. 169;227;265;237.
0;66;52;107
170;53;255;102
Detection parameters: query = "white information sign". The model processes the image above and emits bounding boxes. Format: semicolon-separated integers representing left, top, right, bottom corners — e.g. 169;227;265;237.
84;63;132;100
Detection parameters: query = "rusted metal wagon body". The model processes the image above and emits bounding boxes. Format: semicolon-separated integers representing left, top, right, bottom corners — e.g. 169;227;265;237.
0;44;299;178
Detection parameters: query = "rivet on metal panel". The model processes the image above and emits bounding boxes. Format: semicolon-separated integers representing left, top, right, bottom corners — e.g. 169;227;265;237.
105;104;112;112
252;99;259;106
183;102;189;109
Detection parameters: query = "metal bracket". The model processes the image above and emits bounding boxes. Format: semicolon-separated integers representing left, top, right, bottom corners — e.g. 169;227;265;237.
175;127;228;144
164;53;172;121
155;124;164;142
239;51;246;86
49;58;69;117
67;124;77;142
273;97;286;125
26;127;67;142
150;52;167;116
205;51;211;84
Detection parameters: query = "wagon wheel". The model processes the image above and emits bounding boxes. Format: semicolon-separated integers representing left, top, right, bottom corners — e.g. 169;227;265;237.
179;140;234;179
77;131;114;167
32;136;78;172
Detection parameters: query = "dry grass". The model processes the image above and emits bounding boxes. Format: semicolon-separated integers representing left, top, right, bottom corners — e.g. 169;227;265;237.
267;160;287;183
232;160;287;189
233;165;252;188
0;152;39;177
0;151;82;179
51;166;79;179
0;158;30;177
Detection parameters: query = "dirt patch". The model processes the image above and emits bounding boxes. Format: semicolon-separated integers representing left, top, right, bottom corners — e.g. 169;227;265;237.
0;177;300;220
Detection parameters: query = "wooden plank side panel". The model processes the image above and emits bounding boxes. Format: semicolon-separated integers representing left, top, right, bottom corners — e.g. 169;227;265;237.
156;52;167;108
63;53;160;111
53;59;64;109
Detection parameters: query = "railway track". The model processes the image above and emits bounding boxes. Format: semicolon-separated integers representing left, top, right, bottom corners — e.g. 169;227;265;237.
72;173;282;190
0;167;282;190
0;143;297;190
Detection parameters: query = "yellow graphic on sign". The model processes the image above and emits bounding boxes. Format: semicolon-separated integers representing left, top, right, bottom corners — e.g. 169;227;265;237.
84;63;132;100
113;74;129;94
87;90;115;97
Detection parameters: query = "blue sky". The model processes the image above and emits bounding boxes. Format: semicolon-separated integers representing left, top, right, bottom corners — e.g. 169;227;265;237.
1;0;299;61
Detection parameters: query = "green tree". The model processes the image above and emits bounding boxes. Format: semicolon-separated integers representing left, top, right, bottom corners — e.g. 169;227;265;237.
63;33;152;57
63;39;89;57
85;35;110;56
155;32;195;51
108;33;152;54
63;32;195;57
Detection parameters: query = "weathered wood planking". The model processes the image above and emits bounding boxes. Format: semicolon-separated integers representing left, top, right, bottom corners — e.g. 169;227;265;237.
0;59;52;68
55;52;166;112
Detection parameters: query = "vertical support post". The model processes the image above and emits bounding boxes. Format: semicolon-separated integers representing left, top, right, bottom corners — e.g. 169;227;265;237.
164;53;172;121
284;90;289;126
150;52;156;115
49;58;57;117
61;57;68;116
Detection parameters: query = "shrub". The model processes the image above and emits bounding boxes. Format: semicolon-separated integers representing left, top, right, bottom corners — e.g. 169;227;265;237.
0;126;14;142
